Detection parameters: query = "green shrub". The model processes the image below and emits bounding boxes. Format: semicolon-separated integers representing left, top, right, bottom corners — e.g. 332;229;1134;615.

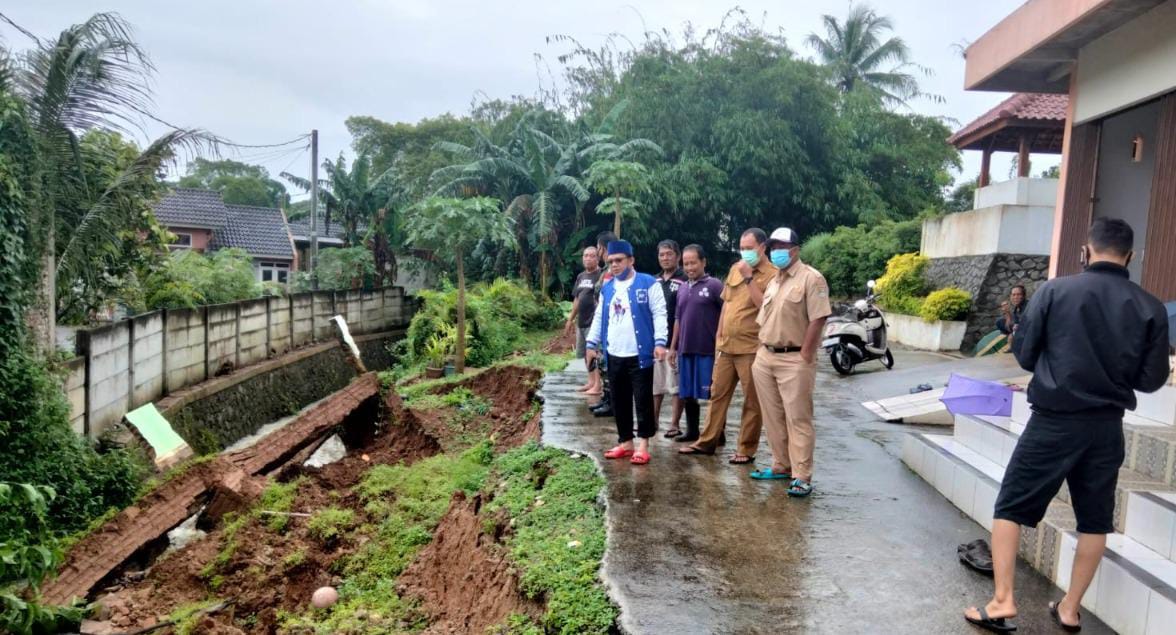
875;253;928;315
145;248;260;310
405;279;557;369
0;348;147;537
801;220;922;297
920;287;972;322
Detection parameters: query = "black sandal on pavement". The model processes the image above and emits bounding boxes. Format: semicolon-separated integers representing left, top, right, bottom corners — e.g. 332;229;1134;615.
1049;602;1080;633
964;606;1017;633
663;428;682;439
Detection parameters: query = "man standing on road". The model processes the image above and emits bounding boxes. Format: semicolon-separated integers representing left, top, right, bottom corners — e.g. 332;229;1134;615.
565;245;603;395
585;239;669;466
589;231;619;417
653;240;688;439
669;245;724;442
749;228;830;498
964;218;1170;633
996;285;1027;338
680;228;776;464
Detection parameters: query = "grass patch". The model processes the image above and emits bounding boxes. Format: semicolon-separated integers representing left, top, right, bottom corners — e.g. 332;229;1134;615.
306;507;356;544
257;477;304;532
281;442;494;633
168;599;223;635
486;442;616;634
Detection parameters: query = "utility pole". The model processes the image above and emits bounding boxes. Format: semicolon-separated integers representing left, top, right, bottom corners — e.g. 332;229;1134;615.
309;129;319;289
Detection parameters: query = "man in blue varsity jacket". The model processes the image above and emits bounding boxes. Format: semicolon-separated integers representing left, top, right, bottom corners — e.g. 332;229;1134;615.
585;240;669;465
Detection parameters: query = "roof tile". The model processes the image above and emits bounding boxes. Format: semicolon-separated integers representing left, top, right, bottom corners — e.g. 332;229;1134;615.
949;93;1069;146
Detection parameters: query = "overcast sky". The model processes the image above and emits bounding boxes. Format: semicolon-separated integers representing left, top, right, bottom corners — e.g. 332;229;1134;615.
5;1;1056;194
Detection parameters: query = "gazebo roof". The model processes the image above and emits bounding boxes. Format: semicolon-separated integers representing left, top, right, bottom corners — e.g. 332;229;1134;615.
949;93;1068;154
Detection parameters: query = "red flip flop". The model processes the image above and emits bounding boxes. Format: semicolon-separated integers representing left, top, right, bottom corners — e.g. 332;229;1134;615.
630;451;651;465
604;446;635;459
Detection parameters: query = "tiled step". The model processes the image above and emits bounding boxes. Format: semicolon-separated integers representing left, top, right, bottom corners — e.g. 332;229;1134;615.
1057;531;1176;635
946;414;1172;530
903;432;1176;635
1127;491;1176;560
960;405;1176;489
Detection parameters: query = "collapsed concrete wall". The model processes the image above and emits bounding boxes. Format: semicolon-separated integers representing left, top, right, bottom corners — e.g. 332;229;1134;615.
41;373;382;606
158;332;401;455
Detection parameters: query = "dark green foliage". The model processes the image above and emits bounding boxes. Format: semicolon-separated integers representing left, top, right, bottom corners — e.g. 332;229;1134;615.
945;178;978;213
177;158;289;208
0;348;147;536
0;91;40;356
801;219;921;297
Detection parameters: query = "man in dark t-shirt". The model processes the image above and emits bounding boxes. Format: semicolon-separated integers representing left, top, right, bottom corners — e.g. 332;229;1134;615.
654;240;687;438
565;246;603;394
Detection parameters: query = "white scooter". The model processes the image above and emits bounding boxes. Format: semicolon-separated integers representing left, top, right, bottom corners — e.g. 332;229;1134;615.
822;280;894;376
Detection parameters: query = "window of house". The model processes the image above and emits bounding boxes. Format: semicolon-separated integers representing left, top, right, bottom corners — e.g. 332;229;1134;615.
258;261;290;284
170;232;193;249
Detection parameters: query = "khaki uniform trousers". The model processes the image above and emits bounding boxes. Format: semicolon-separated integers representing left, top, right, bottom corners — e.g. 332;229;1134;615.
751;348;817;481
694;351;763;456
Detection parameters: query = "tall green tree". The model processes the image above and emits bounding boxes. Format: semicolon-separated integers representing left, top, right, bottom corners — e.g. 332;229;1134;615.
405;196;515;372
805;3;924;105
3;12;210;348
177;158;288;208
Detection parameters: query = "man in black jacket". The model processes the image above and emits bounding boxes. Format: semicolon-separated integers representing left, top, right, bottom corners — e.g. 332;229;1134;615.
964;218;1171;633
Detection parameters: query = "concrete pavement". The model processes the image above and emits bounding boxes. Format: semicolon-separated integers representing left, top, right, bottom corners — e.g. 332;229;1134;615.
540;351;1114;634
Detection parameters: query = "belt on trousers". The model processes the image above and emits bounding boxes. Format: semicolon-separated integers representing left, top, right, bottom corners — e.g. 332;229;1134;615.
763;344;802;353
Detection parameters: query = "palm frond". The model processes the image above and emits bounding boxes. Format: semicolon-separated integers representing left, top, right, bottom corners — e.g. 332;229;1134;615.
551;174;589;202
18;12;154;136
57;128;214;281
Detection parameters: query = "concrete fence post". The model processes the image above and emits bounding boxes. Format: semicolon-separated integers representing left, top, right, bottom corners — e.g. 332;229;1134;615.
235;301;242;368
126;317;136;412
161;308;169;396
76;329;92;438
203;305;211;382
265;296;273;357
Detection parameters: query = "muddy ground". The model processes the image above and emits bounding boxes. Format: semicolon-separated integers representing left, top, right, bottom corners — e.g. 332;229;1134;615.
91;362;552;635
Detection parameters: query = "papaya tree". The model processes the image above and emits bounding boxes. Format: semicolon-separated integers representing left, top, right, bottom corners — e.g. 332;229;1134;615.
585;159;650;238
405;196;515;372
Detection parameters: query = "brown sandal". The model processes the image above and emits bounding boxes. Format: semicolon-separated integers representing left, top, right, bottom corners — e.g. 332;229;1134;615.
678;445;714;456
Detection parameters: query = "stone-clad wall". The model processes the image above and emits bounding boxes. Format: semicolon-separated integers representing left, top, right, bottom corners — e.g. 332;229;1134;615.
923;254;1050;351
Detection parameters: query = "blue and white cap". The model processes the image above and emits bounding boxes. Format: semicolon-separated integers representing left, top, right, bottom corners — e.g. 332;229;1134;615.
768;227;800;246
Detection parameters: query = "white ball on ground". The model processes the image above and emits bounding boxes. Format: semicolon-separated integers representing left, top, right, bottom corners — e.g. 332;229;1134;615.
311;586;338;608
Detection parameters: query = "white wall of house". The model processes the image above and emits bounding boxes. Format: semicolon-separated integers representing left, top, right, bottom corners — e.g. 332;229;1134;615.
973;177;1058;209
1074;0;1176;124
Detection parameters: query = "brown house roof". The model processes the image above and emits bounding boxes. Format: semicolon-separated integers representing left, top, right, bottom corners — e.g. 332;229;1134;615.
949;93;1069;153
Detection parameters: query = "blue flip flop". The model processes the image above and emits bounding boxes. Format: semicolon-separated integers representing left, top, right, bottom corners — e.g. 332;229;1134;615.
787;479;814;497
749;467;792;480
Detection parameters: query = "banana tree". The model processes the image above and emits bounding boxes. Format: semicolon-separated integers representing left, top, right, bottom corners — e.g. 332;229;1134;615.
405;196;515;372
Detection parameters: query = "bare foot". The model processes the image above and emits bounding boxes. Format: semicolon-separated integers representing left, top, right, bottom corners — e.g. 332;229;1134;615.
584;389;603;396
576;384;591;392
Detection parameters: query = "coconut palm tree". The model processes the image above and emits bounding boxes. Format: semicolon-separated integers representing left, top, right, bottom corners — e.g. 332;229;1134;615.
2;12;210;350
805;4;924;106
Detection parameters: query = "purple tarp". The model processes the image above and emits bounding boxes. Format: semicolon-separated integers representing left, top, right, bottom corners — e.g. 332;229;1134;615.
940;373;1014;417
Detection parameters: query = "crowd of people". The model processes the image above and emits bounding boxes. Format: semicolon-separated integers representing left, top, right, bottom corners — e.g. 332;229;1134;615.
565;226;832;496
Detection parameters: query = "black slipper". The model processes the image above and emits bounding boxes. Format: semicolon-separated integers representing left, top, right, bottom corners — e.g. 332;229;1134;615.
959;540;994;575
728;455;755;465
964;606;1017;633
663;429;682;439
677;445;714;456
1049;602;1080;632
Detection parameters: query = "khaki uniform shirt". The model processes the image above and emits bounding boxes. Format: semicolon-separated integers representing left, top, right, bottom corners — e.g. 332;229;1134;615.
716;257;778;354
757;260;833;348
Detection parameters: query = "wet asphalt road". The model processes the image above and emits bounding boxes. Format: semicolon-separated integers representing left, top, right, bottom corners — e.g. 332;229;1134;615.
540;351;1114;635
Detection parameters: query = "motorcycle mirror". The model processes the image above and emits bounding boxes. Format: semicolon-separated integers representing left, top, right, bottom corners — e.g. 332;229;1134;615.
867;280;876;289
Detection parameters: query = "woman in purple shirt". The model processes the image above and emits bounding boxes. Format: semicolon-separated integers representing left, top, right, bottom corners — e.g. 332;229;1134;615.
670;244;725;441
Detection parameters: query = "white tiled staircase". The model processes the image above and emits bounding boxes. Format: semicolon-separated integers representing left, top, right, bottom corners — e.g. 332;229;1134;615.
901;384;1176;635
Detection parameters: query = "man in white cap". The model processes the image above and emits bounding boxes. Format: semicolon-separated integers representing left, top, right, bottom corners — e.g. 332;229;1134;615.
748;227;831;497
